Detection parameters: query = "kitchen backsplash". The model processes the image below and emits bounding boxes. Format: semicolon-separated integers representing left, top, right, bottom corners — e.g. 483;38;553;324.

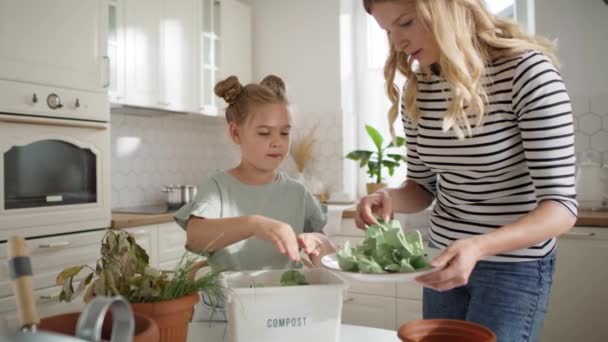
572;93;608;163
110;111;344;208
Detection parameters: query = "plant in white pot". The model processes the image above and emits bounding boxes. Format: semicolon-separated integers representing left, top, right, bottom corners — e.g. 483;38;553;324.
346;124;406;194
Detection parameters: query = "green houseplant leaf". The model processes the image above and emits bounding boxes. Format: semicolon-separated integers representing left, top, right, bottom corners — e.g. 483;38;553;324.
345;124;407;185
56;230;224;304
365;125;384;152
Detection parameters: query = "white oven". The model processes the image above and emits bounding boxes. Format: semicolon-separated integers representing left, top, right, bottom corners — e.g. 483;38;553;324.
0;80;110;241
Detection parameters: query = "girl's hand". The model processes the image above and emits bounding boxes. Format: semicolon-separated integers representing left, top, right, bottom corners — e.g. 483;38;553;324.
252;216;300;261
297;233;337;266
355;189;392;229
415;238;485;292
297;233;336;257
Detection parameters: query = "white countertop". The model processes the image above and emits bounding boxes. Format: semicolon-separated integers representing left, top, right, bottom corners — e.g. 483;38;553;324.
186;322;400;342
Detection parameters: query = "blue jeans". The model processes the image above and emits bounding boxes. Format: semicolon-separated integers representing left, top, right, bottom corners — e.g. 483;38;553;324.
423;251;556;342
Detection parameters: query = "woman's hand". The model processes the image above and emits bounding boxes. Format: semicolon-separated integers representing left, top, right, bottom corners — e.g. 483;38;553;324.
415;237;485;292
252;216;300;261
355;189;392;229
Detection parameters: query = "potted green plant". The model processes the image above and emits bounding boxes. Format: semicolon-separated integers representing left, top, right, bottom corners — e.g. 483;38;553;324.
346;124;406;194
55;230;223;342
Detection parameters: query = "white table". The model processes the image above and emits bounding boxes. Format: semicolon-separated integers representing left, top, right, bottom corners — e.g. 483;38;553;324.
187;322;400;341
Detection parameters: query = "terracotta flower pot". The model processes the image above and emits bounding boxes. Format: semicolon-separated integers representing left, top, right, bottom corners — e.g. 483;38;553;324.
131;292;200;342
398;319;497;342
366;182;387;194
39;310;159;342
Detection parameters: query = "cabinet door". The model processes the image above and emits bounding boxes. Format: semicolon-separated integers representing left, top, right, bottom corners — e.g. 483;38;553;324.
396;298;423;330
160;0;198;112
107;0;126;103
124;225;159;267
0;286;85;334
158;222;187;263
541;227;608;342
0;0;105;92
220;0;252;84
342;293;396;330
124;0;163;107
0;230;105;299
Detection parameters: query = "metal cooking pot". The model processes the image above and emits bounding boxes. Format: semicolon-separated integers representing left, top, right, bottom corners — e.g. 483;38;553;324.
162;184;197;210
2;236;133;342
161;185;183;210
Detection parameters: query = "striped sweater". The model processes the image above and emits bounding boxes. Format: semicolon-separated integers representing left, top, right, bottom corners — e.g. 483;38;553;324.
403;51;578;261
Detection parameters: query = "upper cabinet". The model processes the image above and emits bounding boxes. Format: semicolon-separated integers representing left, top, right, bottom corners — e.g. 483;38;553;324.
107;0;252;116
0;0;106;92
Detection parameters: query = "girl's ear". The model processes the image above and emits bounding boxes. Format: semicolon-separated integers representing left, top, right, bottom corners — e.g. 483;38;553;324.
228;122;241;144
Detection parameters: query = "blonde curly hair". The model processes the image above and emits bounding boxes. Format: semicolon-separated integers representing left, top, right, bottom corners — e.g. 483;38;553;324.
363;0;558;139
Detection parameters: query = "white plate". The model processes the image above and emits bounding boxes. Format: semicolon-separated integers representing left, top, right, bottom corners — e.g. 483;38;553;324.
320;253;439;283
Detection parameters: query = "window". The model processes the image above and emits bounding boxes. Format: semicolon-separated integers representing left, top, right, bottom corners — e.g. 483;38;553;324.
344;0;535;197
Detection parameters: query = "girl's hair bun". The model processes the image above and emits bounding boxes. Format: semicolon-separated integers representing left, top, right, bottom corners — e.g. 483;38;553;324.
214;75;243;105
260;74;286;99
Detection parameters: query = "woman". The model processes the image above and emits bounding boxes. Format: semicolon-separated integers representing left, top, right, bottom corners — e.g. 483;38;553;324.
356;1;577;340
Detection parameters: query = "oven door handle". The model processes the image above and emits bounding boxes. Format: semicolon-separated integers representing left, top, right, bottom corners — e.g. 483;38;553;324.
0;113;108;130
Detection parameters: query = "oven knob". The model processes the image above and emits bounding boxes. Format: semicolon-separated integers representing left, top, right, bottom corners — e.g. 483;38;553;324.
47;93;63;110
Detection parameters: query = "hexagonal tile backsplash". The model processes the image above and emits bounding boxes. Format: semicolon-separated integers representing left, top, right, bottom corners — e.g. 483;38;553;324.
573;93;608;163
110;112;344;208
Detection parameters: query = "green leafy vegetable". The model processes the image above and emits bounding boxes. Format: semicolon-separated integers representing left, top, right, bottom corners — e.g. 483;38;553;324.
336;219;429;274
280;270;309;286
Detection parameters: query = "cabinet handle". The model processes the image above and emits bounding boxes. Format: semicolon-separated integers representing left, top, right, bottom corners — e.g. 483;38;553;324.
37;241;71;249
563;231;596;239
130;230;147;237
102;56;110;88
343;297;355;303
37;295;58;305
157;101;171;107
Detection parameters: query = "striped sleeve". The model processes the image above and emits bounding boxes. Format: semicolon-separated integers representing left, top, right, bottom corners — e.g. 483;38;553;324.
402;105;437;197
511;51;578;217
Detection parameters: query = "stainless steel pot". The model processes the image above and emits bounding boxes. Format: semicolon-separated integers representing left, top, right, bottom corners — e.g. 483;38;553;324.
181;185;197;204
162;184;197;210
162;185;183;210
3;236;134;342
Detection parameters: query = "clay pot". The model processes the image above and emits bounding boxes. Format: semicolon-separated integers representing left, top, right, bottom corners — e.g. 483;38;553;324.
366;182;387;194
39;311;159;342
131;292;200;342
398;319;497;342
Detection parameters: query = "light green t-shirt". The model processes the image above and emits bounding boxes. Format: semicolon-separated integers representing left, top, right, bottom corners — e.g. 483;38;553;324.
174;171;327;271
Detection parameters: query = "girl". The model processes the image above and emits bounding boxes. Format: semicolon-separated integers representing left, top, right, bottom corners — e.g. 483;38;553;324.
174;75;335;271
357;1;576;341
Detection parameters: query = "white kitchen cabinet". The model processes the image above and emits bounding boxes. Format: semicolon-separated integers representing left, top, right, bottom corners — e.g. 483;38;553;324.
160;0;199;112
0;286;85;334
342;293;396;330
124;225;160;267
106;0;126;103
0;0;106;92
396;298;423;327
541;226;608;342
117;0;200;111
123;0;163;108
157;221;202;271
0;230;105;299
199;0;252;115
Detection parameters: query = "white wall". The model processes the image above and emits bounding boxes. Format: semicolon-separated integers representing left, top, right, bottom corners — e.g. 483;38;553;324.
536;0;608;204
251;0;341;114
250;0;346;196
536;0;608;96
